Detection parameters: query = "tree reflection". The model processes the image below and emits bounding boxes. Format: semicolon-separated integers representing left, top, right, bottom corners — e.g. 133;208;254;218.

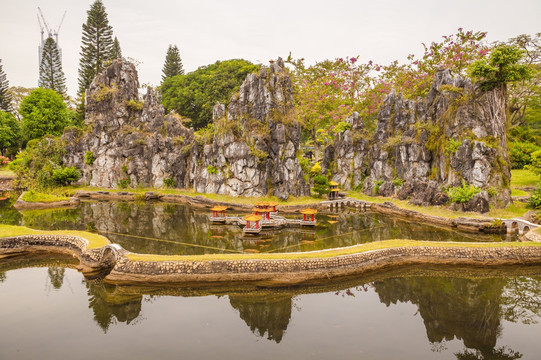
500;277;541;325
228;293;293;343
85;279;143;333
455;346;522;359
373;276;512;357
47;267;65;289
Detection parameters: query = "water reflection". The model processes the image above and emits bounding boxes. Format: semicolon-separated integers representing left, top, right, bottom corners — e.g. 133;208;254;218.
1;260;541;359
2;200;509;255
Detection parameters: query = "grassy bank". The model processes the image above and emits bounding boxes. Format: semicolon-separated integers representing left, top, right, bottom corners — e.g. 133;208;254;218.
511;169;539;188
126;239;541;262
21;190;71;203
0;224;110;249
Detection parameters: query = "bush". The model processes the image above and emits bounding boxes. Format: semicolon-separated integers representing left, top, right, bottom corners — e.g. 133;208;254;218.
118;178;130;189
446;181;481;203
51;167;81;186
298;156;311;174
527;184;541;209
312;174;330;197
163;177;177;188
310;162;322;177
207;165;218;174
509;141;541;169
373;180;384;196
84;151;95;165
525;150;541;177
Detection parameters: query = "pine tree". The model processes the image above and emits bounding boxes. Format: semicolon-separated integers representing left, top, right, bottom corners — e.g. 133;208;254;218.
161;45;184;82
111;36;122;59
0;59;13;112
39;37;67;96
78;0;114;96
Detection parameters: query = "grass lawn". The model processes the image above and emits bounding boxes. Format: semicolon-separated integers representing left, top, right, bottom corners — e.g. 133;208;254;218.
0;224;110;249
511;169;540;188
21;190;71;203
127;238;541;262
51;185;321;206
0;165;14;177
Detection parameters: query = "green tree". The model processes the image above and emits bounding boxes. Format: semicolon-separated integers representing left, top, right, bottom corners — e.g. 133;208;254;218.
20;88;68;142
39;37;67;96
0;111;21;156
161;45;184;82
78;0;114;96
312;174;330;197
0;59;13;112
160;59;259;129
469;44;532;91
111;36;122;59
505;33;541;130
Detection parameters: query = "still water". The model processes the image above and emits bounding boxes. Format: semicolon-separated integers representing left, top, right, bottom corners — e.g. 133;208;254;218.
0;198;510;255
1;260;540;360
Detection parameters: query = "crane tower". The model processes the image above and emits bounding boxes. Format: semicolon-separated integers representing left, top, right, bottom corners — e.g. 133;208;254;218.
37;8;66;85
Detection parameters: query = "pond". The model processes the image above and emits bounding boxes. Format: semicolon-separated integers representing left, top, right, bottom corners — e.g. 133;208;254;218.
1;260;540;359
0;198;512;255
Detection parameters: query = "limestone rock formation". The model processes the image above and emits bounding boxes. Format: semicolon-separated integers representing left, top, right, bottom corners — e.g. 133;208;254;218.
189;57;309;199
63;58;308;200
325;68;511;207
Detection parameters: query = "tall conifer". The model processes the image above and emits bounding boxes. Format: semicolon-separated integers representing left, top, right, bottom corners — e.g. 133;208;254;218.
161;45;184;82
111;36;122;59
78;0;114;96
39;37;67;96
0;59;13;112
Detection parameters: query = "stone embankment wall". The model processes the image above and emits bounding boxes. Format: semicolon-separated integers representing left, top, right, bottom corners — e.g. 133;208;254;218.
2;233;541;287
107;246;541;286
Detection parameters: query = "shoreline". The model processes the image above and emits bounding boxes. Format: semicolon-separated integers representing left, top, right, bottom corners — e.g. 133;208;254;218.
1;231;541;287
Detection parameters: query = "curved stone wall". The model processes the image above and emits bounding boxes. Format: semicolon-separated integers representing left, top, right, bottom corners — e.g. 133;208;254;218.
2;234;541;287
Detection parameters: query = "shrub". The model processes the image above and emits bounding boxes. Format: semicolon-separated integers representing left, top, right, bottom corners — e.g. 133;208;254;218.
118;178;130;189
373;180;384;196
164;177;177;188
298;156;311;174
392;178;403;187
509;141;541;169
312;175;330;197
84;151;95;165
0;155;10;165
310;162;322;177
445;138;462;155
527;184;541;209
446;181;481;203
51;167;81;186
125;99;144;111
207;165;218;174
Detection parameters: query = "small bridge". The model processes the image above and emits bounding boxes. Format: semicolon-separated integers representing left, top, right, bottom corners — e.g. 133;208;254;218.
321;198;371;211
501;218;540;235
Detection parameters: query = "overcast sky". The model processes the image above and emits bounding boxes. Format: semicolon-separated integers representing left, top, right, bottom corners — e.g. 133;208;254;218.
1;0;540;98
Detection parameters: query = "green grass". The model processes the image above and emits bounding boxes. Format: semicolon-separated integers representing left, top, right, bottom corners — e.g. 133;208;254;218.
126;239;541;262
21;190;71;203
511;188;529;197
0;224;110;249
511;169;540;188
0;165;14;177
52;185;322;206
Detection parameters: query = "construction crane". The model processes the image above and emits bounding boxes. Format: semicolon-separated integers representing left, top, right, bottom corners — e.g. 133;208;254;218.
37;7;66;45
37;8;67;85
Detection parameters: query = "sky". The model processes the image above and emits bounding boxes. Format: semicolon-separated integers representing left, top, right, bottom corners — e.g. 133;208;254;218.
0;0;540;98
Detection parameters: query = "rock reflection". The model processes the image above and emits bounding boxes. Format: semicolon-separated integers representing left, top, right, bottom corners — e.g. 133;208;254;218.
12;201;505;256
229;293;292;343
